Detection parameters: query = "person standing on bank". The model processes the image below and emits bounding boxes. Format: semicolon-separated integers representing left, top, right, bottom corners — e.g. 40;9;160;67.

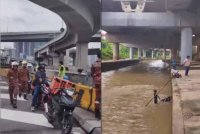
7;61;20;108
58;61;66;78
19;60;30;100
183;56;191;76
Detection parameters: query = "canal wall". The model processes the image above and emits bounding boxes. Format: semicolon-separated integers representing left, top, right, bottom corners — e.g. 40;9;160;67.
172;77;184;134
172;70;200;134
102;59;139;72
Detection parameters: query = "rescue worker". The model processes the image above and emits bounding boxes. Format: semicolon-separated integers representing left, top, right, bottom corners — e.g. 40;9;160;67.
58;61;66;78
91;53;101;119
7;61;20;108
31;65;46;112
19;60;30;100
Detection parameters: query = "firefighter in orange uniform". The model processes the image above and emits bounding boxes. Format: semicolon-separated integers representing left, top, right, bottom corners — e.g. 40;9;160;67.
18;60;30;100
91;53;101;119
7;61;20;108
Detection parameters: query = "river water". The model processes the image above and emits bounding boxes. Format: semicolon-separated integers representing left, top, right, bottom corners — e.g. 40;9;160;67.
102;60;172;134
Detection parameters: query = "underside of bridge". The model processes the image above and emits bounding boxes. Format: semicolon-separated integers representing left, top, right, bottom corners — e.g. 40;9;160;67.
29;0;100;70
102;0;200;63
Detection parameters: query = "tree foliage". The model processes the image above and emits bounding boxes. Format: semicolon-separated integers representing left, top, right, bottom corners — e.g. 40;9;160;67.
101;40;113;60
101;40;130;60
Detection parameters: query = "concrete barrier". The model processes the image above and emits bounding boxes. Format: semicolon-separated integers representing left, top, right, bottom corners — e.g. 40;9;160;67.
50;77;96;112
75;84;96;111
102;59;139;72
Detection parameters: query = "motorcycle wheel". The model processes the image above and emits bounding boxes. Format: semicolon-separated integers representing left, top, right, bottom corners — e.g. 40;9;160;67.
61;115;73;134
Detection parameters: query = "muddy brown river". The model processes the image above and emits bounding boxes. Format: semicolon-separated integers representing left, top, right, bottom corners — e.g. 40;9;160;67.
102;60;172;134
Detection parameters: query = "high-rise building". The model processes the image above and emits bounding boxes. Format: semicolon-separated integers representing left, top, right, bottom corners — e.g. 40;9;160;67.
14;42;45;61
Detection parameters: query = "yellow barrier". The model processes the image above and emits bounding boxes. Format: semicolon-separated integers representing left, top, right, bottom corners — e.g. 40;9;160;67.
74;83;96;112
0;68;9;77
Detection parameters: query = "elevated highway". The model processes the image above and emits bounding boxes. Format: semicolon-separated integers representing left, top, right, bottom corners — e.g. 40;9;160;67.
29;0;100;69
102;0;200;63
1;31;61;42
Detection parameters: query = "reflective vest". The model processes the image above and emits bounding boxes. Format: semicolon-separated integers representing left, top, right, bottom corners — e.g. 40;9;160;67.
58;65;66;78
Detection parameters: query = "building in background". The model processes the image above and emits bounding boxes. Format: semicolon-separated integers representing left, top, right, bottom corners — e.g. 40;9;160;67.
14;42;45;61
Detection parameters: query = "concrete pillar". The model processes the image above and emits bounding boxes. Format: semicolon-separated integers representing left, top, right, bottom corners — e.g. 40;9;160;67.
64;49;70;67
143;49;146;58
53;56;59;67
152;50;154;59
163;49;166;60
138;48;141;59
156;50;159;58
75;43;88;70
181;27;192;63
169;49;172;59
129;47;134;59
59;53;64;62
113;43;120;60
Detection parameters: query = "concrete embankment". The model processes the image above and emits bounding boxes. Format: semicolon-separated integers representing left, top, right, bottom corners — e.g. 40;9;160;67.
172;70;200;134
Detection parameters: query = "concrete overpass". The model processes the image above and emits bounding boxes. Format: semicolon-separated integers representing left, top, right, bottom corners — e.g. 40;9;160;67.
29;0;100;70
1;31;61;42
102;0;200;63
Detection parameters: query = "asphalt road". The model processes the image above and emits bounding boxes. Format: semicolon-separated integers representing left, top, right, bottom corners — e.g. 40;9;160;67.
0;77;85;134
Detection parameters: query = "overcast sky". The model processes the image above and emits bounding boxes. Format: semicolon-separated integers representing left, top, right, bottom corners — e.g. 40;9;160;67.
0;0;65;32
0;0;66;48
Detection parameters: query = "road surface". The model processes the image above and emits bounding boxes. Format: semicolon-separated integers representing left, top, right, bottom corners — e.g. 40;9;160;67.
0;77;85;134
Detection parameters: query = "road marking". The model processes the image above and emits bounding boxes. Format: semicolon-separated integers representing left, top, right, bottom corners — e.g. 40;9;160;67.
0;86;8;90
0;81;7;84
1;108;53;128
0;94;26;101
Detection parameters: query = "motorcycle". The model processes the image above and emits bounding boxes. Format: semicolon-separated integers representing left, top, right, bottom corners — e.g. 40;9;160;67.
41;83;83;134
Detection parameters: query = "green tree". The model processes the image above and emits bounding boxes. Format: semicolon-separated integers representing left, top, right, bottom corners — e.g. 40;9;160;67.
101;40;113;60
101;41;131;60
120;44;129;59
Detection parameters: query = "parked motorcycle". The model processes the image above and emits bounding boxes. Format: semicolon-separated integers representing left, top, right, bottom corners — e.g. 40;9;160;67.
41;83;83;134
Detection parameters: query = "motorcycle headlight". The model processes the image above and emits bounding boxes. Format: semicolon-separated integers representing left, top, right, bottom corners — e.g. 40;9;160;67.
66;89;74;96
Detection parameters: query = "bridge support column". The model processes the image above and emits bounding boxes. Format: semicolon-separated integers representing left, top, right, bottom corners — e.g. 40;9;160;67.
169;49;172;59
53;56;60;67
163;49;166;60
75;43;88;70
181;27;192;63
64;49;70;67
113;43;119;60
152;50;154;59
138;48;141;59
59;53;64;61
129;47;134;59
156;50;159;58
143;49;146;59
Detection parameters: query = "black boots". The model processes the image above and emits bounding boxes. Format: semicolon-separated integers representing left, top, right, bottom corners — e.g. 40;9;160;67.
12;99;17;108
23;94;28;100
